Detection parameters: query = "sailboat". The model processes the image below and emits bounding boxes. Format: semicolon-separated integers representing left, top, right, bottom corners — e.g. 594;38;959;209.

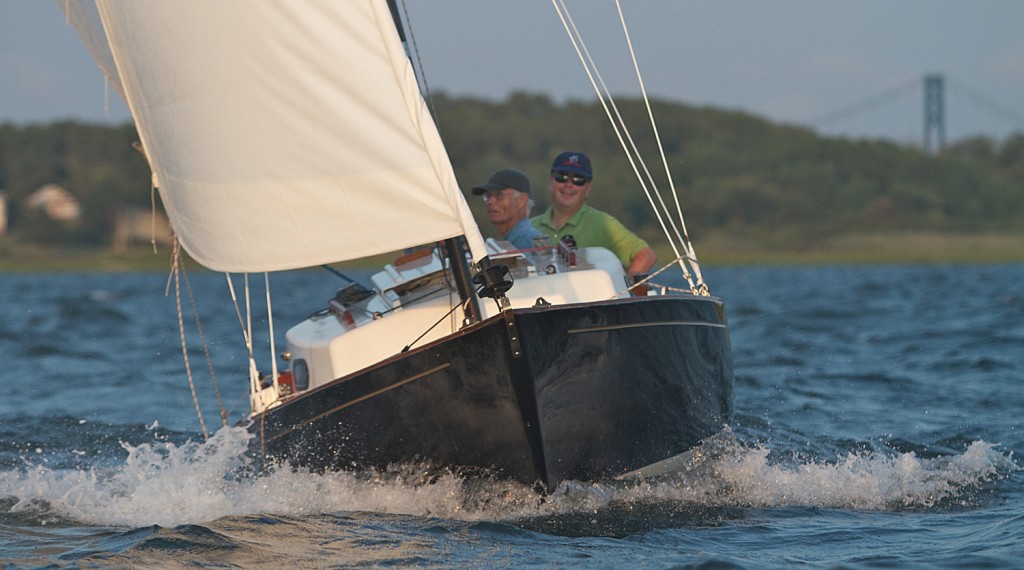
62;1;733;489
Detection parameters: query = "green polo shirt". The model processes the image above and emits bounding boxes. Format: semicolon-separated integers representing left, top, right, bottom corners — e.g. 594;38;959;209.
531;204;649;267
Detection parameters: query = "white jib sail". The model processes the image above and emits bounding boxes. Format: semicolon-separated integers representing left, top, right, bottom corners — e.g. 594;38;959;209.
65;0;487;272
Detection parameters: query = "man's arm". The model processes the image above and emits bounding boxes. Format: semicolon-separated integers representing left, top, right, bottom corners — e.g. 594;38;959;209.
626;246;656;280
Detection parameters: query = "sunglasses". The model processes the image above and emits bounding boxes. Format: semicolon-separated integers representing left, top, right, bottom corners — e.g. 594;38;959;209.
552;171;591;186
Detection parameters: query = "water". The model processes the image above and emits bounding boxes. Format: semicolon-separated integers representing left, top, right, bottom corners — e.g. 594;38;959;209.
0;264;1020;568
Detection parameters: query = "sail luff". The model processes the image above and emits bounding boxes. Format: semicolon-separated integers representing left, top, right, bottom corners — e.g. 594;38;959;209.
57;0;126;104
371;0;488;263
77;0;485;272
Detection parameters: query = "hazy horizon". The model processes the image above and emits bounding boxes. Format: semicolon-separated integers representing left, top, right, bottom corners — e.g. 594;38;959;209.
3;1;1022;145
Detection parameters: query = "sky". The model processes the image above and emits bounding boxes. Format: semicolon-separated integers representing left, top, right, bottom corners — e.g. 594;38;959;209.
3;1;1023;147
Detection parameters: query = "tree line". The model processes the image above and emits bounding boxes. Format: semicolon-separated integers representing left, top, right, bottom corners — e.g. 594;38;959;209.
1;92;1022;250
0;121;150;246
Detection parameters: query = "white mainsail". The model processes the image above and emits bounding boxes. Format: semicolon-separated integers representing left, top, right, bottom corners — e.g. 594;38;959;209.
61;0;487;272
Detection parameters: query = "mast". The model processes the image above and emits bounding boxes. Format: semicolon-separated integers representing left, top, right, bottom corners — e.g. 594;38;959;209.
386;0;511;321
443;237;481;323
386;0;408;46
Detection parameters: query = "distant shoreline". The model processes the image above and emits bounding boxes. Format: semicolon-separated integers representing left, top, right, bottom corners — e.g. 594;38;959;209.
689;231;1024;266
1;231;1022;273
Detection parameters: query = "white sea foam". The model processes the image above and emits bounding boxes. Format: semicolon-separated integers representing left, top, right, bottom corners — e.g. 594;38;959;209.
0;426;1017;528
622;438;1019;511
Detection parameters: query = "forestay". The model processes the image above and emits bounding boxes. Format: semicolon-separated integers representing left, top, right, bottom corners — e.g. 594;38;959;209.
60;0;487;272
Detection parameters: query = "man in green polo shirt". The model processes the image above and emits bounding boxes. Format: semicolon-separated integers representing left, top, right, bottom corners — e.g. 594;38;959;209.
532;151;657;282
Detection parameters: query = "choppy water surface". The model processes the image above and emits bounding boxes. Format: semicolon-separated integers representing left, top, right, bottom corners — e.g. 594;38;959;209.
0;264;1020;568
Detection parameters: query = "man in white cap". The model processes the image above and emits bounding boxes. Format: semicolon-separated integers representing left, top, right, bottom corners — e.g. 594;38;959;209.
472;168;545;250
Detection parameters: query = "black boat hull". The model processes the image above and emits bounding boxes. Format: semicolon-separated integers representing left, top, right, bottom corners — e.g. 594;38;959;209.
246;294;734;488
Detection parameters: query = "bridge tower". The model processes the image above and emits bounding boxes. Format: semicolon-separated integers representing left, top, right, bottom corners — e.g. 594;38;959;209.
923;74;945;153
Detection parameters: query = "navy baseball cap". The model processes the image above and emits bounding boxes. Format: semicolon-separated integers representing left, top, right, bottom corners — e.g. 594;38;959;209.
550;151;592;178
471;168;533;196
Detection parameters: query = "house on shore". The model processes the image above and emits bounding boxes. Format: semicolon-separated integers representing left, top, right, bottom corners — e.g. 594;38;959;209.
26;184;82;222
113;206;173;251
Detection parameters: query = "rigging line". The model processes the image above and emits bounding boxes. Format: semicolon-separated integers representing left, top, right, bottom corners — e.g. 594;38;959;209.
320;264;356;284
565;1;687;258
264;273;279;396
610;255;687;299
149;175;158;254
437;242;459;333
614;0;705;291
170;238;209;440
224;274;253;358
646;282;692;294
565;3;690;250
946;77;1024;126
245;274;252;350
225;389;248;421
401;296;471;353
552;0;694;289
104;73;110;118
359;285;451;320
399;0;440;121
224;273;259;396
810;78;919;127
555;0;681;255
551;2;679;248
181;258;228;427
244;274;260;396
129;144;161;253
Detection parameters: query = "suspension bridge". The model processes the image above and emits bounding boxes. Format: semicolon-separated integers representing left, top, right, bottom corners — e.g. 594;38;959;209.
809;74;1024;152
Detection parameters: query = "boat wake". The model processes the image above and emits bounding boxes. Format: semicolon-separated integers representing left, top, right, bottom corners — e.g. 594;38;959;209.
0;426;1016;529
